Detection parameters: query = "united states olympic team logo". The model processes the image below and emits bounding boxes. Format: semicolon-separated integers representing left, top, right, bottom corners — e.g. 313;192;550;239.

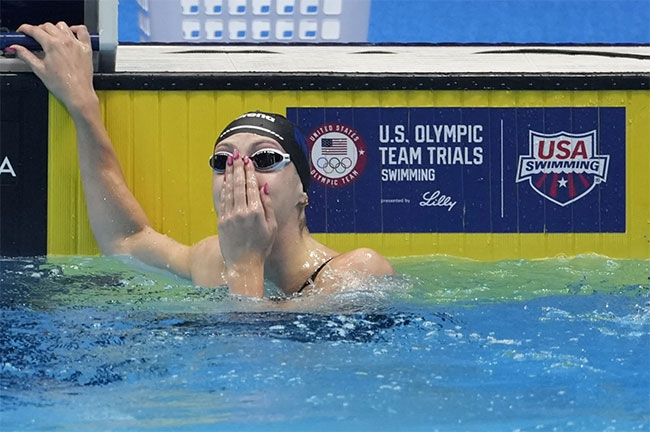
307;122;367;188
516;130;609;206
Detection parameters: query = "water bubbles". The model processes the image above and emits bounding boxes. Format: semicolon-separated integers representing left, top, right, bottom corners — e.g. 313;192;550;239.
379;384;401;391
1;255;648;430
486;335;521;346
1;362;18;372
444;329;463;339
292;320;308;330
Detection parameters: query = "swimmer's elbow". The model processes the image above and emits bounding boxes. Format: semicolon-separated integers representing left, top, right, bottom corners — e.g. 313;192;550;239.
93;234;127;256
100;226;154;257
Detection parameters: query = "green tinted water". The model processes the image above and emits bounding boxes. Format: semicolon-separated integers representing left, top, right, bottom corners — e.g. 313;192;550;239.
5;254;648;311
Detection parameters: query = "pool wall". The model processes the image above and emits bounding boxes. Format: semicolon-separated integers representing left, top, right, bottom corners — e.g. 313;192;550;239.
44;78;650;259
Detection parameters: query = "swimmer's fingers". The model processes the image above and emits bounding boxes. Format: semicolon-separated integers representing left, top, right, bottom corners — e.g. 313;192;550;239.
70;25;91;47
55;21;75;38
232;151;247;211
218;173;227;219
242;158;274;233
244;156;261;210
38;22;84;51
40;22;62;37
259;183;276;230
221;154;234;216
10;44;44;75
18;23;54;45
13;24;49;73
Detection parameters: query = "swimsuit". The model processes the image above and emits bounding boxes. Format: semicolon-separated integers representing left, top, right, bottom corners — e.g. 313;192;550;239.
297;257;334;294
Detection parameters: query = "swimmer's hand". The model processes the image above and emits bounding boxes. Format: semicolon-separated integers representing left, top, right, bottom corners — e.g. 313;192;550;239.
218;149;278;297
12;22;95;115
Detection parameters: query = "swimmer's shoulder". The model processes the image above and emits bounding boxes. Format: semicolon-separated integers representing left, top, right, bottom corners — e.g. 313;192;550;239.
189;235;227;287
328;248;395;276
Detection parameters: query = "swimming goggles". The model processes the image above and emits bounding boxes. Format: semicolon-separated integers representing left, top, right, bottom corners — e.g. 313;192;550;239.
209;148;291;174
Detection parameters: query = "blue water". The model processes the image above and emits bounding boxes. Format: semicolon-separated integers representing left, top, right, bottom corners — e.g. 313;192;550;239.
1;255;648;431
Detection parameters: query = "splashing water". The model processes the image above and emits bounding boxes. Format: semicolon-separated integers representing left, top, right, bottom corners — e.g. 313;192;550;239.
1;254;648;431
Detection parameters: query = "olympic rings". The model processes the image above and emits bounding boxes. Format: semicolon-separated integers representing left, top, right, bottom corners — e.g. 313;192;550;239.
315;154;356;176
317;157;329;169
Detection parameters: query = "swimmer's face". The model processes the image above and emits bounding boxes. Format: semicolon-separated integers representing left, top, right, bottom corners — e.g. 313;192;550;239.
212;132;304;222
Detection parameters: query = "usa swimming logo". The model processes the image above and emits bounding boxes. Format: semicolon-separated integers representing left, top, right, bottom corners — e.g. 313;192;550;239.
307;123;367;188
516;130;609;206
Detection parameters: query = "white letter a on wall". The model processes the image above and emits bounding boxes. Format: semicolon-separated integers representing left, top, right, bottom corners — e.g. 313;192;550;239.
0;156;17;177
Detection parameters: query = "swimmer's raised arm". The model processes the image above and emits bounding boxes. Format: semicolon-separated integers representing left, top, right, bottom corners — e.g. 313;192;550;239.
12;23;203;281
13;25;394;298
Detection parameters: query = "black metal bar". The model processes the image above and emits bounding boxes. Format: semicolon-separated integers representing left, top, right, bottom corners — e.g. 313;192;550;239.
87;72;650;92
0;32;100;51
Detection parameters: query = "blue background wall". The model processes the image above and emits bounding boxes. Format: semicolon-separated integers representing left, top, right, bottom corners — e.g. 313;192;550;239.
118;0;650;43
367;0;650;43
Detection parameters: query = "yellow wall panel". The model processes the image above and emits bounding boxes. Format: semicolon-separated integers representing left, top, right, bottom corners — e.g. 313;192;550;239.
48;97;80;254
187;92;219;242
157;92;190;242
270;91;300;117
626;91;650;258
49;90;649;259
132;92;163;231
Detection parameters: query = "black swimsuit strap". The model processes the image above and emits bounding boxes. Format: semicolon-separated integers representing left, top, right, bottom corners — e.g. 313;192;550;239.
297;257;335;294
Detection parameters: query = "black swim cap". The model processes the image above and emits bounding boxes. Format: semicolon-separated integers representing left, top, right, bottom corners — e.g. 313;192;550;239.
215;112;310;193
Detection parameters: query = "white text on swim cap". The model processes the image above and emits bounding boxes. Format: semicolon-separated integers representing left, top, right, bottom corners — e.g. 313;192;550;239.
238;112;276;122
219;125;284;141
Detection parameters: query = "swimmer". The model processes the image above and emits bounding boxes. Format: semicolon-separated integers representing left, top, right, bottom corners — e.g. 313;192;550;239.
10;22;394;297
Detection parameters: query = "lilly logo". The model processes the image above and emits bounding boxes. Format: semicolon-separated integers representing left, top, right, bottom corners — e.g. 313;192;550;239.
516;130;609;206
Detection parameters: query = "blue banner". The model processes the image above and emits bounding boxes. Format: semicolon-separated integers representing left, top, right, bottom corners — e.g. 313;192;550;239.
286;107;625;233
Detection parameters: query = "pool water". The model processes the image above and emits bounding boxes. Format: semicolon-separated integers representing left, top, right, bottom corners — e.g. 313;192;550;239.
1;255;648;431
